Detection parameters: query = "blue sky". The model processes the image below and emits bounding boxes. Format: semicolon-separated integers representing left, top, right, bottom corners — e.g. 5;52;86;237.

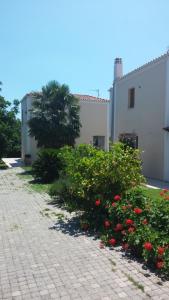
1;0;169;103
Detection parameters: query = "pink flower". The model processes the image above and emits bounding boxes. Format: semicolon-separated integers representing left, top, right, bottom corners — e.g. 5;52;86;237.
114;223;123;231
104;220;111;228
157;247;165;256
156;261;164;269
128;227;135;233
112;202;117;207
122;243;129;250
114;195;121;201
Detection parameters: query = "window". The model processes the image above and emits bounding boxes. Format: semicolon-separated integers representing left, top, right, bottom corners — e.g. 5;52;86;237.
93;136;105;150
128;88;135;108
119;133;138;149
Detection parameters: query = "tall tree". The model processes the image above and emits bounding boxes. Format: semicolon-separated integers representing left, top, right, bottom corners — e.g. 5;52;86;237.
28;81;81;148
0;96;21;158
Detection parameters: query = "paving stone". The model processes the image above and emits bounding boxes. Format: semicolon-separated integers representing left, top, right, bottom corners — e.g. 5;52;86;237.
0;167;168;300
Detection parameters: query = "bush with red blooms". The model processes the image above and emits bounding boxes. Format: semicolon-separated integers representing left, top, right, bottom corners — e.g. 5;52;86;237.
90;187;169;275
52;144;169;275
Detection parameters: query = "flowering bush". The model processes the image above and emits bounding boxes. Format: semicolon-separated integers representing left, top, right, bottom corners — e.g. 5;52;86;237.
50;143;144;211
49;143;169;275
89;187;169;276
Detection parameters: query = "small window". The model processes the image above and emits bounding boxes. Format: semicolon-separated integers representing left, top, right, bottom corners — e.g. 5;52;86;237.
128;88;135;108
93;136;105;150
119;133;138;149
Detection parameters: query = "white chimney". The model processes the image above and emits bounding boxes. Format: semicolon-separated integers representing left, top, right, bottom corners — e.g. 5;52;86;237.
114;58;123;80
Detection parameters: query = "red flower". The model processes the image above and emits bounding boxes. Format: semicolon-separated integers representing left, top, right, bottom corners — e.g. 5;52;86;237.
143;242;153;251
165;196;169;200
134;208;142;214
95;199;101;206
156;261;164;269
109;238;116;246
112;202;117;207
157;247;165;256
125;219;134;226
160;191;164;196
122;243;129;250
142;219;148;225
128;227;135;233
115;223;123;231
114;195;121;201
163;189;168;193
104;220;111;228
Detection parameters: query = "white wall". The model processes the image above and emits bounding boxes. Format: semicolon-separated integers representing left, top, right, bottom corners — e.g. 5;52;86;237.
114;56;167;180
76;100;109;150
21;95;39;162
164;56;169;181
21;96;109;163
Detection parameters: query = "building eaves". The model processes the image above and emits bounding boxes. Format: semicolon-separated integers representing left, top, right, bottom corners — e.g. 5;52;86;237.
74;94;109;103
116;52;169;82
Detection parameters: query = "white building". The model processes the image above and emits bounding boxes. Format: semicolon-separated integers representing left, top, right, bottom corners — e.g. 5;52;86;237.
110;53;169;181
21;93;109;163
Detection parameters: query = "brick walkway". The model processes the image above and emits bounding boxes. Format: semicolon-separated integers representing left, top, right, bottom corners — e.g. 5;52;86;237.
0;168;169;300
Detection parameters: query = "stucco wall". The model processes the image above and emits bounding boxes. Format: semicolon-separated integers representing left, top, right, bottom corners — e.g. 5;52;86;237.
21;95;39;162
114;57;167;180
21;96;109;163
76;101;109;150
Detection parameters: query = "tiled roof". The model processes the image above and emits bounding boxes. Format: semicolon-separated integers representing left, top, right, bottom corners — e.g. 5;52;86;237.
74;94;109;103
22;93;109;103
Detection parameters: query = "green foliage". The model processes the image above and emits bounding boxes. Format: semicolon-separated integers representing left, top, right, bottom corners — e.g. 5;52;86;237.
28;81;81;148
0;160;8;169
0;95;21;158
32;148;62;183
90;187;169;275
50;143;144;211
48;142;169;275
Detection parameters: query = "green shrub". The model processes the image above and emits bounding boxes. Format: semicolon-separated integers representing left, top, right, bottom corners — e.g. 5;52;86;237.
93;187;169;275
49;177;83;212
50;143;144;211
32;148;62;183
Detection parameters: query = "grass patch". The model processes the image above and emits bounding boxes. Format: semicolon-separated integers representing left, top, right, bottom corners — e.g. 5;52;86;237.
40;208;65;220
123;271;144;292
9;223;21;231
142;186;161;200
19;166;52;193
109;258;116;266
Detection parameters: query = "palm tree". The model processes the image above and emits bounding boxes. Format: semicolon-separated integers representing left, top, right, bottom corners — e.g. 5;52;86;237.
29;80;81;148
